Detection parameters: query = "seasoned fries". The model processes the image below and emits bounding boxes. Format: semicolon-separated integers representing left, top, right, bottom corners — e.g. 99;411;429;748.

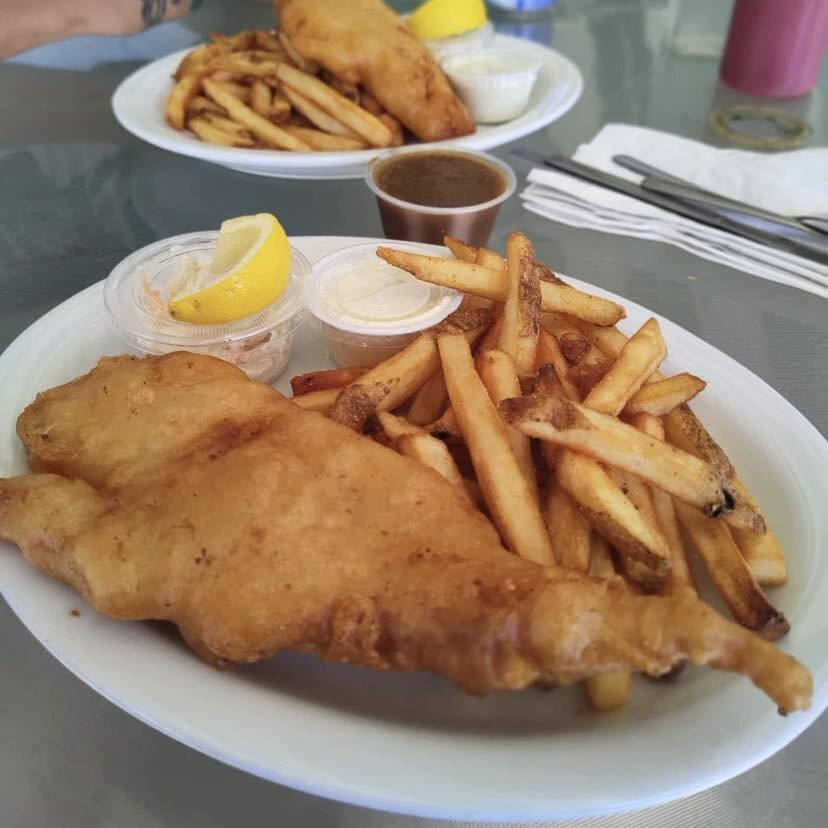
202;79;311;151
284;231;798;713
275;63;394;148
583;318;667;415
498;232;541;380
167;27;411;152
375;249;626;326
502;394;736;520
675;501;788;640
439;333;553;565
477;350;539;503
624;373;707;416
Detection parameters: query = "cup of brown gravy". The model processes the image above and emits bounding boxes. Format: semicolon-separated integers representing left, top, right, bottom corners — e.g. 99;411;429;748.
365;147;516;247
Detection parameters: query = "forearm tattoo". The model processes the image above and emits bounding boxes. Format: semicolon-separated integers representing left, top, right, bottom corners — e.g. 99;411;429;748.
141;0;168;28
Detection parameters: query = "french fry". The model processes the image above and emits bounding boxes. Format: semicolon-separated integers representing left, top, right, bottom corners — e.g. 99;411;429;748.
375;249;625;326
542;314;610;396
200;112;253;138
407;371;449;425
536;328;581;402
377;411;474;505
425;406;462;440
584;535;632;711
674;501;788;640
444;236;478;262
204;51;287;79
498;232;540;380
477;350;539;503
607;467;669;591
476;313;502;354
281;125;368;151
375;411;424;440
291;387;340;412
271;91;291;123
186;95;225;116
202;79;312;151
250;80;273;119
211;30;257;51
545;482;591;572
438;333;553;565
276;62;394;148
214;80;252;103
175;43;229;80
583;318;667;416
290;366;369;396
501;394;737;521
187;116;255;148
252;29;287;54
325;308;492;429
731;526;787;587
662;405;765;535
477;247;507;270
329;379;400;430
281;86;358;137
556;451;672;572
167;73;202;130
629;412;697;596
624;373;707;416
578;321;766;535
278;30;320;74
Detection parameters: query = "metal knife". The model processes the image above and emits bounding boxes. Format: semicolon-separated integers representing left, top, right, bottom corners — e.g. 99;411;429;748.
511;148;828;265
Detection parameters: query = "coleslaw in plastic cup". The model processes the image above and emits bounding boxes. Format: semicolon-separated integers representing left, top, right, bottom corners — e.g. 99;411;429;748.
103;231;309;384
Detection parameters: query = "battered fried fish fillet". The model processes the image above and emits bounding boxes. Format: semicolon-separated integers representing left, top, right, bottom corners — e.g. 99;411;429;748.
0;353;812;713
275;0;475;141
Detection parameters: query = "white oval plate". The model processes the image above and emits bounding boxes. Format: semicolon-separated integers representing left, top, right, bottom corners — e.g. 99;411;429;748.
1;236;826;821
111;35;583;180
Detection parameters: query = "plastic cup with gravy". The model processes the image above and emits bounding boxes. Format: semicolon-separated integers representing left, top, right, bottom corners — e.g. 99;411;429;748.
306;241;463;367
365;147;516;247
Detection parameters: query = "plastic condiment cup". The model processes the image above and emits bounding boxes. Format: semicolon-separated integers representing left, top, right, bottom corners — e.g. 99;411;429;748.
420;20;495;62
365;146;516;247
305;241;463;367
442;48;542;124
103;231;310;384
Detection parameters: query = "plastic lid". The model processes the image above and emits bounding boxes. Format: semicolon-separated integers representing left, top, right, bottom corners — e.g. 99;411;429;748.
305;242;462;337
103;231;310;346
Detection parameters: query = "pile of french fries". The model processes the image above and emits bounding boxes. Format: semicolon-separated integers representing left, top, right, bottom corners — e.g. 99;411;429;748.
288;232;789;712
166;29;405;152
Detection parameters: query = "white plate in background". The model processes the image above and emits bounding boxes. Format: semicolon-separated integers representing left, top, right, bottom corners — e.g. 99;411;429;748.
111;35;583;179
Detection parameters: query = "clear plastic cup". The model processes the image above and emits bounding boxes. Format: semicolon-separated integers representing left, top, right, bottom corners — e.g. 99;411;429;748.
365;147;516;247
305;241;463;367
103;231;310;384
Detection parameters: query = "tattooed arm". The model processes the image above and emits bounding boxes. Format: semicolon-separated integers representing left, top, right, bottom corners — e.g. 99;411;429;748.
0;0;198;60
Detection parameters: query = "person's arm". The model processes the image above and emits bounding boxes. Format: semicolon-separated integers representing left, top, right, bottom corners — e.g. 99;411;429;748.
0;0;195;60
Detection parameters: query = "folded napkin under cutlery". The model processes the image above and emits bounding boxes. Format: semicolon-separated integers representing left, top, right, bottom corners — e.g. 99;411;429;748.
520;124;828;298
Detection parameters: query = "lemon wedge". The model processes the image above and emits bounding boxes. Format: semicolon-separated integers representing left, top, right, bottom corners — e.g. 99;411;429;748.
168;213;291;325
408;0;487;41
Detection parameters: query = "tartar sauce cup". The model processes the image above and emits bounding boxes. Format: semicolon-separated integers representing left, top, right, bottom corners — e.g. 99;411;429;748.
306;241;463;367
365;146;516;247
103;231;310;384
442;48;542;124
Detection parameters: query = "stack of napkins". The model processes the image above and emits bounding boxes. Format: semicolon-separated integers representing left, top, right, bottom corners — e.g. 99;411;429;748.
521;124;828;298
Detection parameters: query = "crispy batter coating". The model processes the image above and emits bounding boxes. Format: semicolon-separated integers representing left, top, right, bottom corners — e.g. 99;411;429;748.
275;0;476;141
0;353;812;713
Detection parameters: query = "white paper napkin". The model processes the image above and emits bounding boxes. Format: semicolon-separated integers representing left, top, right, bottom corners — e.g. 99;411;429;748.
520;124;828;298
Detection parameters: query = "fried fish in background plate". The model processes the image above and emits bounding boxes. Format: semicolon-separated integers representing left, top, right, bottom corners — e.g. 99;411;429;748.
0;353;812;712
275;0;476;142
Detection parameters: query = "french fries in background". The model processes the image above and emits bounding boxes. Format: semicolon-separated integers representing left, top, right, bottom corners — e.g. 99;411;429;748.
166;28;404;151
288;231;792;713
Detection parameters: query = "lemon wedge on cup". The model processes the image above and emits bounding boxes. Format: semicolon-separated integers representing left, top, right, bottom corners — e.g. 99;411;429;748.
168;213;291;324
408;0;487;41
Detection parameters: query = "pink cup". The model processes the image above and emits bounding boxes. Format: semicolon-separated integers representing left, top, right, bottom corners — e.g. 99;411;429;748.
720;0;828;97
